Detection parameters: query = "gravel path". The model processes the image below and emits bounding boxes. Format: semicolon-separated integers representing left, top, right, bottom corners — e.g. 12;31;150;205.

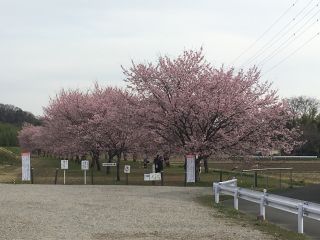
0;184;273;240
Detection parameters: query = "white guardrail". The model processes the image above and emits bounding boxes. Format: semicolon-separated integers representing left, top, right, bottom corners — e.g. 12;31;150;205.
213;179;320;234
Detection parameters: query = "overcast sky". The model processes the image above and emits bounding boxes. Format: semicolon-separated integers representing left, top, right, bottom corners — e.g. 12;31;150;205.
0;0;319;115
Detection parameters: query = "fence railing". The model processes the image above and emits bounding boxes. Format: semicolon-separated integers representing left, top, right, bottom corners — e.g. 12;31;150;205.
213;179;320;234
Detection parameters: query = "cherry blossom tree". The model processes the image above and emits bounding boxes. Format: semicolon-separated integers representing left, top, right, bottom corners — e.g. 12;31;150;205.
43;89;102;168
18;124;43;153
88;84;140;179
123;49;300;178
42;84;140;178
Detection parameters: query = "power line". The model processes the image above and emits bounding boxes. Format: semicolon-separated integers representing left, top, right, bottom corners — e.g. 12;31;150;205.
231;0;299;65
241;0;317;69
261;32;319;76
257;17;319;68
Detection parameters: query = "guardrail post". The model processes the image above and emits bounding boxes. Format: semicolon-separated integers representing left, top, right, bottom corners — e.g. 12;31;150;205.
232;177;237;187
260;189;266;220
234;188;239;210
298;203;304;234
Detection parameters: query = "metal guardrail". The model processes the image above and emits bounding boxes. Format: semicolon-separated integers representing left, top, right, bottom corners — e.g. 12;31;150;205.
251;155;318;160
213;179;320;234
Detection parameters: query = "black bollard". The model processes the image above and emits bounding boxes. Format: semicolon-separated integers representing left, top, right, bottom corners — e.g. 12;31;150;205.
161;171;164;186
54;168;59;184
31;167;34;184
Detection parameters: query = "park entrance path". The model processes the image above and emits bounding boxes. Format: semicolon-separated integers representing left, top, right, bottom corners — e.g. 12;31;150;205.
0;184;273;240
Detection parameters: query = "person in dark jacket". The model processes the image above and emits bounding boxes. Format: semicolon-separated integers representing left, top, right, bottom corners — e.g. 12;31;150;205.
154;154;163;173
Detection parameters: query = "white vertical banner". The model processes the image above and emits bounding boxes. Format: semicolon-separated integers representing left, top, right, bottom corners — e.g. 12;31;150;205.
21;152;31;181
186;155;195;183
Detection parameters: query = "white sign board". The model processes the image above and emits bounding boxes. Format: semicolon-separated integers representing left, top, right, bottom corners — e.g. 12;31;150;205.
144;173;150;181
186;155;195;183
154;173;161;181
102;162;117;167
61;160;68;170
81;160;89;170
124;165;130;173
21;152;31;181
144;173;161;181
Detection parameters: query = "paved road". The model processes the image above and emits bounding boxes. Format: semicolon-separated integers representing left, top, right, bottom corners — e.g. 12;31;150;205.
275;184;320;203
225;185;320;239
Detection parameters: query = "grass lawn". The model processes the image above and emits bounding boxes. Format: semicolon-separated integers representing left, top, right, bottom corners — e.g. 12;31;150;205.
0;147;308;190
0;146;316;189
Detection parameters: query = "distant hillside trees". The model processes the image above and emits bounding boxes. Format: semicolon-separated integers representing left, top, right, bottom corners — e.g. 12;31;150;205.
0;122;18;146
0;103;40;126
288;96;320;156
0;103;41;146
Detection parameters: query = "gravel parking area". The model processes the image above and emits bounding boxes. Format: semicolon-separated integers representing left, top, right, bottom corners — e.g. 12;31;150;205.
0;184;273;240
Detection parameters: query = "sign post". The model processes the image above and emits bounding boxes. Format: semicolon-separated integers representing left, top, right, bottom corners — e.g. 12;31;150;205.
124;165;130;185
61;160;68;185
102;162;117;184
81;160;89;184
21;152;31;182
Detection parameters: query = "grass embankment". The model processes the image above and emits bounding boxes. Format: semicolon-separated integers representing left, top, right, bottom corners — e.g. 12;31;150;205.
0;147;20;182
196;195;309;240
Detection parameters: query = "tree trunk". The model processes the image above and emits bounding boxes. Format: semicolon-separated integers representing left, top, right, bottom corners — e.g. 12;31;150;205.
91;150;101;171
164;154;170;167
204;157;209;173
132;152;137;162
195;158;200;182
116;154;121;181
123;152;128;161
75;155;80;164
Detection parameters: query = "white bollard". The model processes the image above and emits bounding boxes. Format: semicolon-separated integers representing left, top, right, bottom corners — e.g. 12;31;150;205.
234;188;239;210
298;203;304;234
214;183;220;203
260;189;267;220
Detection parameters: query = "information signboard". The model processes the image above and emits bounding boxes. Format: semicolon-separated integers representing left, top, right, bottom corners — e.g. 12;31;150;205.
144;173;161;181
21;152;31;181
124;165;130;173
102;162;117;167
81;160;89;170
61;160;68;170
186;155;195;183
144;173;150;181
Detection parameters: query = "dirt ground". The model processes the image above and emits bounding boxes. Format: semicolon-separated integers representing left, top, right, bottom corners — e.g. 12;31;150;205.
0;184;274;240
